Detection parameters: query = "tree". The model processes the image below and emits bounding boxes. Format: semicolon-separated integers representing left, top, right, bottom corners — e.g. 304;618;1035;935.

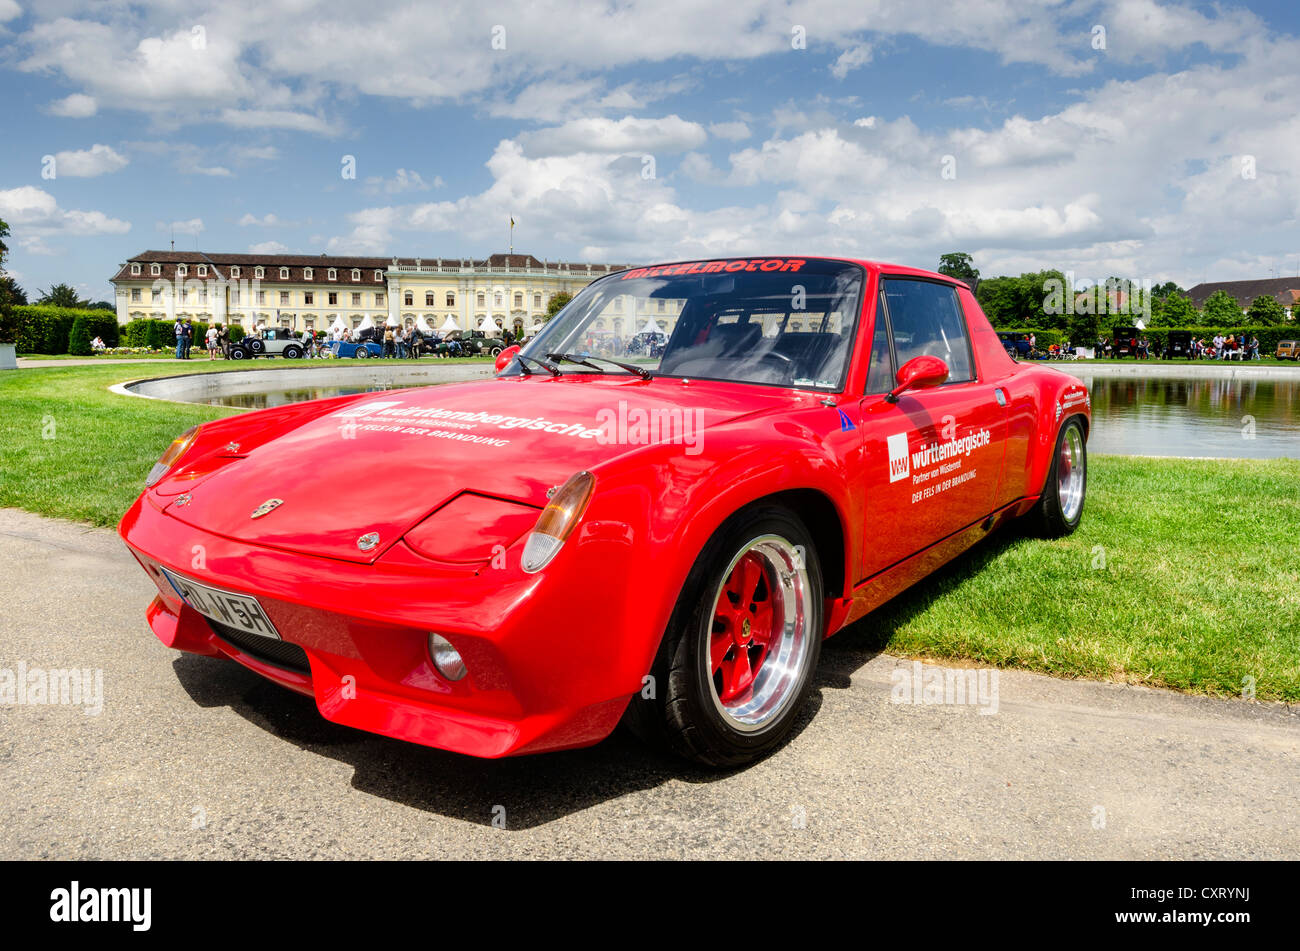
67;315;93;356
37;283;89;308
937;252;979;282
1245;294;1286;325
0;275;26;305
1151;290;1198;327
544;292;572;323
1201;289;1244;327
86;300;116;311
0;218;13;345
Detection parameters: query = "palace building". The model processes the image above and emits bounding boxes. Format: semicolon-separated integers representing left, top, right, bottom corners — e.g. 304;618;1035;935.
109;251;636;337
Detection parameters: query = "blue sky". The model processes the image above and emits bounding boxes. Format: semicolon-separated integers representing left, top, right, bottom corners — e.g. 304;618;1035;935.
2;0;1299;302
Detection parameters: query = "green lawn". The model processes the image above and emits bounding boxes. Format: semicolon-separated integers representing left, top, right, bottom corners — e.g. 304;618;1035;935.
1;362;1296;701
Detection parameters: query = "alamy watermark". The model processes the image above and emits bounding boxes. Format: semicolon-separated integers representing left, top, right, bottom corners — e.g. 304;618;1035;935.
0;661;103;716
890;660;999;714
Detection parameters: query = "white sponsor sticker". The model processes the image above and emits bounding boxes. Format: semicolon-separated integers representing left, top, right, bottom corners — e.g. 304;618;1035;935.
887;432;910;483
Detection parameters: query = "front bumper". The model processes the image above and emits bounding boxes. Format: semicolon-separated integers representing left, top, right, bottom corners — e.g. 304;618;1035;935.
119;492;657;758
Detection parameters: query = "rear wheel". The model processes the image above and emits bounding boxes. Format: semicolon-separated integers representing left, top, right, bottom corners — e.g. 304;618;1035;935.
229;347;248;360
283;345;304;359
354;347;369;359
625;506;823;768
1026;417;1087;537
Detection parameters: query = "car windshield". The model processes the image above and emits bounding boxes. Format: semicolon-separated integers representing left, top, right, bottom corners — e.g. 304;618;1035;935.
517;257;865;390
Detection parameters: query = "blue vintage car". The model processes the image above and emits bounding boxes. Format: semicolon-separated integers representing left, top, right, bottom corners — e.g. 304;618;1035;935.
328;340;384;359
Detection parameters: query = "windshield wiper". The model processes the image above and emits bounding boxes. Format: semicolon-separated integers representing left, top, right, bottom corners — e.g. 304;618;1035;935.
549;352;653;380
515;354;562;377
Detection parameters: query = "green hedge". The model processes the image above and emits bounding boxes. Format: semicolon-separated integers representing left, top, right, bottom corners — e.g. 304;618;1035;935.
12;306;120;354
124;317;243;350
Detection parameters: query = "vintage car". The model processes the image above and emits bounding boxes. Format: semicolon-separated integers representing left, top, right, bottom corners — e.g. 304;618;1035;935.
1276;340;1299;360
119;256;1090;767
328;339;384;359
227;327;308;360
431;330;506;358
1111;326;1140;358
1163;330;1194;359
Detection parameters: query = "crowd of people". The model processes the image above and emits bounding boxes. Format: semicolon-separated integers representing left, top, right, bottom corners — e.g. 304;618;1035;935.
164;317;517;360
1095;332;1261;360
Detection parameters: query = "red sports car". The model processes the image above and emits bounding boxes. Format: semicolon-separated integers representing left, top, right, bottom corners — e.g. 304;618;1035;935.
120;257;1090;767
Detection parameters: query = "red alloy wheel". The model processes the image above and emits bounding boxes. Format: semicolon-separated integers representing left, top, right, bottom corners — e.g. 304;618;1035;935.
711;552;778;703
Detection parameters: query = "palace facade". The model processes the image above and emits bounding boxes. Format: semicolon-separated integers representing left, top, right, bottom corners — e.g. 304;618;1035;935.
109;251;636;337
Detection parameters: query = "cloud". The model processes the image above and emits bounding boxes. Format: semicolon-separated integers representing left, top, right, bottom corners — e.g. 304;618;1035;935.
0;0;20;23
239;213;290;227
248;240;289;253
521;115;707;157
157;218;204;236
231;145;280;162
364;169;441;195
51;144;127;177
218;109;341;136
125;140;230;176
709;121;751;141
47;93;97;117
0;186;131;250
830;44;873;80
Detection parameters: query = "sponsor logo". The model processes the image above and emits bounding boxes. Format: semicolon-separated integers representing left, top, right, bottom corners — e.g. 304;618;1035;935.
333;400;404;418
887;432;910;482
620;258;807;280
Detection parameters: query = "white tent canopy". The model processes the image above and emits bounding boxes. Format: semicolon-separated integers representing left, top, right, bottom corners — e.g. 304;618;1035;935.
477;317;499;336
328;315;347;336
439;315;460;334
640;318;663;335
385;313;399;326
355;315;375;334
416;315;435;335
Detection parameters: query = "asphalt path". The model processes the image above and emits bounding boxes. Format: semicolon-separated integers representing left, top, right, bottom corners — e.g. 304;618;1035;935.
0;507;1295;859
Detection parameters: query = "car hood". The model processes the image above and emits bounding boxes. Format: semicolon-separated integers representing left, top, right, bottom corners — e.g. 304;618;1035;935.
161;375;803;563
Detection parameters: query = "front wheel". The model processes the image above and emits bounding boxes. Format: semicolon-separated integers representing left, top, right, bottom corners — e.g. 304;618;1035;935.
625;506;823;768
283;345;304;359
229;347;247;360
1026;417;1087;537
354;347;369;359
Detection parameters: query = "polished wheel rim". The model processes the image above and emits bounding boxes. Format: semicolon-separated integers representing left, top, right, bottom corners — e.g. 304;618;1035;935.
1057;426;1085;521
706;535;811;733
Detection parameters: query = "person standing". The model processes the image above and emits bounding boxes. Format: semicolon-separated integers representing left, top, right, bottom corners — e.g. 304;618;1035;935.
206;323;219;360
218;323;230;358
383;325;395;358
183;319;195;359
174;317;186;359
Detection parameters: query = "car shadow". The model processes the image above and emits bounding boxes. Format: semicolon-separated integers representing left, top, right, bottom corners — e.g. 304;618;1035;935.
168;526;1019;829
170;653;824;829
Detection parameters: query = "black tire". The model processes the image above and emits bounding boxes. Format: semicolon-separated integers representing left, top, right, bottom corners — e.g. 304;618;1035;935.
1026;416;1087;538
354;347;369;359
283;345;304;359
229;347;248;360
249;339;265;353
624;505;823;768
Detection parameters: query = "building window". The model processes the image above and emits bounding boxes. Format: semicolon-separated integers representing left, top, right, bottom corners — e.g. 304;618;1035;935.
304;267;313;280
150;263;161;276
376;292;385;306
180;288;189;303
152;288;163;302
445;292;455;307
256;290;266;305
328;292;338;305
197;265;207;277
303;292;313;305
177;264;187;276
477;292;485;306
374;270;383;281
255;266;265;279
231;266;240;278
533;293;541;309
131;289;141;302
495;291;503;306
351;293;361;306
404;291;413;306
280;291;290;305
279;267;289;280
513;292;523;309
425;292;435;306
130;264;140;276
327;268;337;281
657;299;666;312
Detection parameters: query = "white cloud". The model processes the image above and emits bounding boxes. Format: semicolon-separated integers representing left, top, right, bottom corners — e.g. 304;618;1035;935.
52;144;127;177
218;109;341;136
157;218;204;236
830;44;873;80
709;121;751;141
0;186;131;249
48;93;97;117
521;115;707;157
0;0;20;23
239;213;286;227
231;145;279;162
364;169;440;195
248;240;289;253
853;116;877;129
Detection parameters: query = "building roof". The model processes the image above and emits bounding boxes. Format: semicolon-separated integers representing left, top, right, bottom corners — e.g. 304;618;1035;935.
1187;277;1300;309
111;250;633;284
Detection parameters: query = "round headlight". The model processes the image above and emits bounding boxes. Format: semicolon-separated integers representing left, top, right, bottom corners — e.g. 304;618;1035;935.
428;633;467;681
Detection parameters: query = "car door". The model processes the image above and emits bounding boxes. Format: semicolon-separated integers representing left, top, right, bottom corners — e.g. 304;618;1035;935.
857;278;1007;580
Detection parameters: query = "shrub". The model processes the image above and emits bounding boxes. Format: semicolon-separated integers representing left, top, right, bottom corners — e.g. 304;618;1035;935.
67;316;92;356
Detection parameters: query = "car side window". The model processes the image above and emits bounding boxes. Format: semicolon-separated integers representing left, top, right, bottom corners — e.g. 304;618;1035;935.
881;279;975;383
864;294;894;394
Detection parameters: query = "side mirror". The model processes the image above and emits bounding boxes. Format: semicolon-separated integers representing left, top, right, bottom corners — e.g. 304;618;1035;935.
887;355;949;402
494;344;522;374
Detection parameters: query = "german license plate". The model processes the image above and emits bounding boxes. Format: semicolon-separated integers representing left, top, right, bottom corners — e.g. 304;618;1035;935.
159;567;281;641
